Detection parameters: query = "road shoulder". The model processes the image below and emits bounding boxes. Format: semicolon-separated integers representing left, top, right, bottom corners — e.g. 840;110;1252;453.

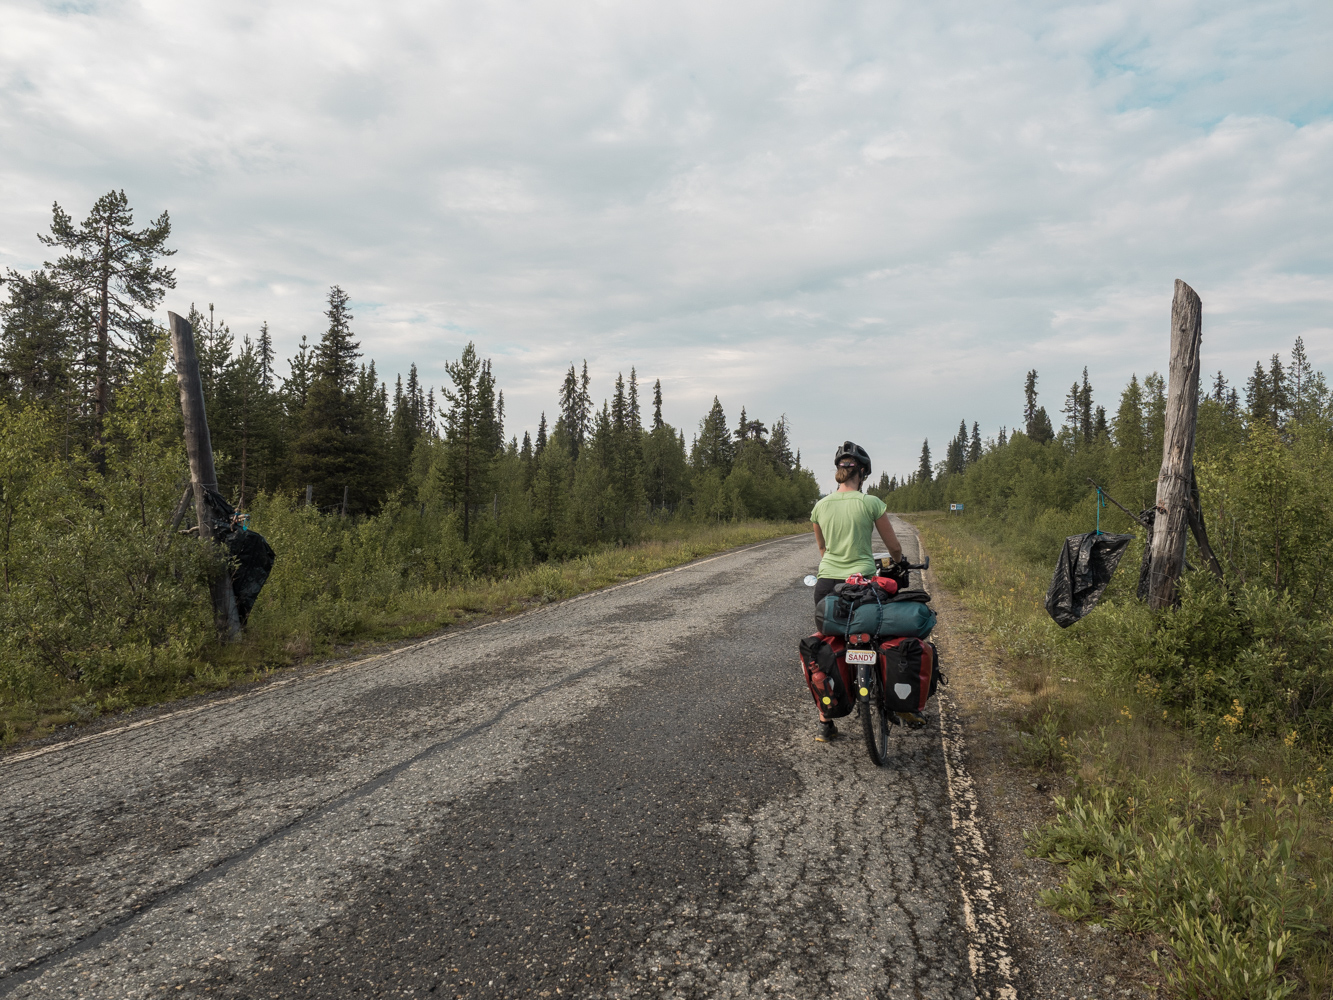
922;546;1159;999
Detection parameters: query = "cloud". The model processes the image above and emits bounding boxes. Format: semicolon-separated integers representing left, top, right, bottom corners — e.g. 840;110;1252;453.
0;0;1330;484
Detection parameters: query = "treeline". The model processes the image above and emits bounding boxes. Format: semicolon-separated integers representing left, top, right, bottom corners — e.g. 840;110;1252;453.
0;191;818;536
0;192;817;702
879;342;1333;745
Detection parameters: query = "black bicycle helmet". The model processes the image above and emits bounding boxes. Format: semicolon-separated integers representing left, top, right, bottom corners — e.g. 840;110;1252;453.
834;441;872;477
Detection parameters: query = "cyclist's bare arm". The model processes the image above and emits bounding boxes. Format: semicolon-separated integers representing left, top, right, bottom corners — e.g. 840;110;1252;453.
874;513;904;563
813;523;826;557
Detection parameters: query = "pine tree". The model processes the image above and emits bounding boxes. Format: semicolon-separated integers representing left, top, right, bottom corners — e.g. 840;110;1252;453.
39;191;175;445
652;379;664;430
968;421;982;464
535;412;548;456
998;426;1007;447
1212;370;1228;404
1093;405;1108;440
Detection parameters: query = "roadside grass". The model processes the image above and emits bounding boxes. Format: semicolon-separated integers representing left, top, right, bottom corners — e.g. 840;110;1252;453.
911;511;1333;1000
0;519;809;748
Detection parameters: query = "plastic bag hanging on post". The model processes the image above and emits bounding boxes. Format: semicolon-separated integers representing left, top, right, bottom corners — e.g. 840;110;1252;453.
1045;532;1134;628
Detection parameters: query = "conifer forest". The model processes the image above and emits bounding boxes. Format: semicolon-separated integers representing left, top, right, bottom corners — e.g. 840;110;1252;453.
879;351;1333;745
0;193;818;715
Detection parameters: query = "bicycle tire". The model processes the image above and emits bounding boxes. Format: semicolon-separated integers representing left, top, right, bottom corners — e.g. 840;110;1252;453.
861;677;893;767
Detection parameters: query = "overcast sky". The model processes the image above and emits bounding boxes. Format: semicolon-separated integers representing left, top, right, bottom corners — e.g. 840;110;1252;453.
2;0;1330;486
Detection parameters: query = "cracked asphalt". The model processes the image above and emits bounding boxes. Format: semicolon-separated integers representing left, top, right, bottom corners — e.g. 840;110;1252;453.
1;523;978;999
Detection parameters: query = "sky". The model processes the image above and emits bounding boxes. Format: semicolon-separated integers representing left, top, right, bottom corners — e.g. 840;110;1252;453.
1;0;1330;487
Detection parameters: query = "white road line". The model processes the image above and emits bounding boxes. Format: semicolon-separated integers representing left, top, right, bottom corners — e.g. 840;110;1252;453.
3;533;805;766
904;519;1018;1000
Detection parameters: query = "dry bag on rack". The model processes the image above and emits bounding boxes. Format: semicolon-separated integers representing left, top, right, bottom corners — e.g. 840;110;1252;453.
816;584;936;639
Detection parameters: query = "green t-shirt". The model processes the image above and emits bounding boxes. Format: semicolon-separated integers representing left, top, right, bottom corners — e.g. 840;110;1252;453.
810;490;888;580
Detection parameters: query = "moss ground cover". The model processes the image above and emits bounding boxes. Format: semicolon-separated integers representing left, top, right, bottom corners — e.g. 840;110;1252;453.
912;511;1333;999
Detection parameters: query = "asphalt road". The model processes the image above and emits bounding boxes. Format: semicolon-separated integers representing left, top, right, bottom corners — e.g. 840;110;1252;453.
1;521;982;999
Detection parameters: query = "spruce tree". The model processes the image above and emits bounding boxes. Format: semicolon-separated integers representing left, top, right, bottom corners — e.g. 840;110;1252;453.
694;397;733;472
39;191;175;445
438;342;496;542
1267;353;1288;427
1023;370;1039;435
520;431;534;490
643;381;688;512
1063;381;1081;440
946;421;966;474
557;363;592;459
0;269;78;410
291;286;376;512
917;440;933;482
1078;368;1094;444
769;415;795;473
257;322;276;392
968;422;982;464
1143;372;1166;460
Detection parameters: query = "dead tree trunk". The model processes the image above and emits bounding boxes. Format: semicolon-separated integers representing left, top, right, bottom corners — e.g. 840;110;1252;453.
1148;281;1203;610
169;310;242;641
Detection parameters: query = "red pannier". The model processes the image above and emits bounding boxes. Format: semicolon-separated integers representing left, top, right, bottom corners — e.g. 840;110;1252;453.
878;636;943;713
798;633;856;718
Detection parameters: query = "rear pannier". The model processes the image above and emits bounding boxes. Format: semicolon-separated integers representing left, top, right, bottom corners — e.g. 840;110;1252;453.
798;633;856;719
878;636;943;714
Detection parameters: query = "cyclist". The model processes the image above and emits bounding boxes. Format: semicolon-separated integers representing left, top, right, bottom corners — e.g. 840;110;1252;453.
808;441;905;742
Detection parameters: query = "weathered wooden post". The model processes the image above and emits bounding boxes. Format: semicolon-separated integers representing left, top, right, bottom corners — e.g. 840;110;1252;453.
169;310;242;641
305;484;313;507
341;485;349;518
1147;280;1203;610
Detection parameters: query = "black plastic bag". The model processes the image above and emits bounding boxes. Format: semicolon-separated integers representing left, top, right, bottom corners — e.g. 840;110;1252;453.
225;527;276;626
1045;532;1133;628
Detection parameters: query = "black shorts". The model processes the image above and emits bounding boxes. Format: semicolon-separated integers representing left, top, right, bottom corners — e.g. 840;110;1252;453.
813;577;840;606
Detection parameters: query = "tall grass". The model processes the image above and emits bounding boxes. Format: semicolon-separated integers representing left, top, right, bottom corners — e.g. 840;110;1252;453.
0;512;807;745
914;512;1333;999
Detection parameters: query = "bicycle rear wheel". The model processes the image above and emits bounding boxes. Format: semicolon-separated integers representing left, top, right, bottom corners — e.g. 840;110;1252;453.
861;679;893;767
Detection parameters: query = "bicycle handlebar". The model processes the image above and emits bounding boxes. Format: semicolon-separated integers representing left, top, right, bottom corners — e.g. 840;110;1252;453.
873;553;930;572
